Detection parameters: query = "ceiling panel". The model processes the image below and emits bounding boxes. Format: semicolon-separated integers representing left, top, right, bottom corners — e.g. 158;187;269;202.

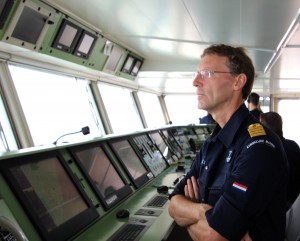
184;0;242;43
38;0;300;94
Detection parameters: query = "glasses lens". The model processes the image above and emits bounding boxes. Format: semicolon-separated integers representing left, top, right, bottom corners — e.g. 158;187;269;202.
200;70;211;79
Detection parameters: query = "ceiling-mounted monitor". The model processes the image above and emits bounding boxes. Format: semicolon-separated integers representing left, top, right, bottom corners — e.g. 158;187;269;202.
3;0;56;50
68;142;133;210
130;59;143;76
73;30;98;59
0;150;99;241
0;0;15;29
52;19;82;54
121;54;135;74
121;54;143;76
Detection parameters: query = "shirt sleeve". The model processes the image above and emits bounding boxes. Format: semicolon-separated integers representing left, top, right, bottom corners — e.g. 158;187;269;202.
206;137;288;241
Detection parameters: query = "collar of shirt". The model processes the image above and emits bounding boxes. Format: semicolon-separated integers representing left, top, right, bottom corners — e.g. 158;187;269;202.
210;104;252;149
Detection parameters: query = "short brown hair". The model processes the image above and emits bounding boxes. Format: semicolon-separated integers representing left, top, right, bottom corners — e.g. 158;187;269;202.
247;92;260;105
202;44;255;100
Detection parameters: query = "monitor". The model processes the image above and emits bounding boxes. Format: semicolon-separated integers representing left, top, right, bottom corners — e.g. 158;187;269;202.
108;138;153;188
0;150;99;241
52;19;82;53
3;0;55;50
69;142;133;210
11;6;46;45
130;59;143;76
121;54;135;74
0;0;15;29
131;134;168;177
149;131;175;164
161;129;183;159
73;30;98;59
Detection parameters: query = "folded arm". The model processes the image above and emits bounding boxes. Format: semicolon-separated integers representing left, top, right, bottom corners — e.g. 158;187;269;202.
168;176;228;240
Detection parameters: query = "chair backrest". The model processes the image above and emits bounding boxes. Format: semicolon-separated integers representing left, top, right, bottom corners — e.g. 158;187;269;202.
286;192;300;241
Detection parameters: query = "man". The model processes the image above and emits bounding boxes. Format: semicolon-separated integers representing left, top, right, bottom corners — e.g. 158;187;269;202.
168;44;288;241
260;111;300;208
247;92;263;119
199;113;216;124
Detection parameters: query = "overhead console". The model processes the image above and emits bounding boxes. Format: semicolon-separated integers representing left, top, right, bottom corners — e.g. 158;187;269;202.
51;18;98;59
0;0;144;81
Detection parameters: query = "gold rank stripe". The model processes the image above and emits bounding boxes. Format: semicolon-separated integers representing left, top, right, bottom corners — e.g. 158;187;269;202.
247;123;266;138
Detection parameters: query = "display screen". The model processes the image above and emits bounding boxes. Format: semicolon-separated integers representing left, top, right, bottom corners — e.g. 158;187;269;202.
121;55;135;74
131;59;142;76
73;31;97;58
52;19;82;53
0;1;6;13
11;6;47;44
150;131;173;163
162;129;182;157
70;143;132;210
59;25;77;47
109;138;151;188
0;150;99;241
0;0;14;29
132;134;168;177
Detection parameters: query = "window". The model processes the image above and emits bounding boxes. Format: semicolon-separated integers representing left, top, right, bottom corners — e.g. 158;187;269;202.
137;92;165;128
98;83;143;134
9;64;105;146
260;96;270;113
164;95;205;125
0;95;18;152
278;99;300;145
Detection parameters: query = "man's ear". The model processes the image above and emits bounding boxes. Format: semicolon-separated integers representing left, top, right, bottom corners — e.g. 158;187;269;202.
234;73;247;91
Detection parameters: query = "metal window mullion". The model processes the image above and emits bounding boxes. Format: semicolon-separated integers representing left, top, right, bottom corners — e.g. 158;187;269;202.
0;62;34;148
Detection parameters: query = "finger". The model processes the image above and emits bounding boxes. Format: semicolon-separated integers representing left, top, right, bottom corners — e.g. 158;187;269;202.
187;178;197;201
191;176;200;202
241;233;252;241
184;184;189;198
184;179;193;200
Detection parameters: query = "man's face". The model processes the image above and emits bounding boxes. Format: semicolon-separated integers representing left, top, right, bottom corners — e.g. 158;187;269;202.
193;54;238;114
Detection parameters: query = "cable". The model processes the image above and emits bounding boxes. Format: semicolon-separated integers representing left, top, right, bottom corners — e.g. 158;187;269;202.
53;126;90;145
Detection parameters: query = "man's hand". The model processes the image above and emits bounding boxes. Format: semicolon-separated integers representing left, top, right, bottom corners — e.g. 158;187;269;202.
184;176;200;202
241;232;252;241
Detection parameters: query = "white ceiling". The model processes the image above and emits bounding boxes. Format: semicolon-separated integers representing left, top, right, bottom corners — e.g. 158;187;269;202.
41;0;300;95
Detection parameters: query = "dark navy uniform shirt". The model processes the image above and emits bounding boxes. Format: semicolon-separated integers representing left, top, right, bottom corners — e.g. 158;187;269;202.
170;104;288;241
281;137;300;206
250;108;263;120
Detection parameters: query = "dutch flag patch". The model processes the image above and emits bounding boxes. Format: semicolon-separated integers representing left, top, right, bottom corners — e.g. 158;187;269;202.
232;181;248;192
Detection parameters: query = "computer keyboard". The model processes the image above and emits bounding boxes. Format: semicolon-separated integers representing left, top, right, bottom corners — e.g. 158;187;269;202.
144;194;169;208
107;218;154;241
109;223;145;241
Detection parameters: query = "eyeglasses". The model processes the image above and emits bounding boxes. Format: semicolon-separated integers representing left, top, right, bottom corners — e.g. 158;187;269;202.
194;69;234;79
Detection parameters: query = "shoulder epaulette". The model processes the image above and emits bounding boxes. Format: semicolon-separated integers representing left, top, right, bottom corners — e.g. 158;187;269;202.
247;123;266;138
